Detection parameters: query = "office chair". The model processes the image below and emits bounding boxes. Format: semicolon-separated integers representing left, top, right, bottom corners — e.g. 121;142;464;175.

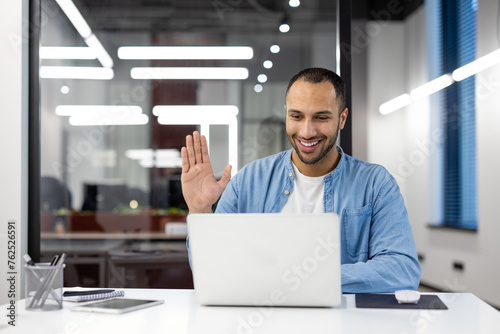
40;176;72;212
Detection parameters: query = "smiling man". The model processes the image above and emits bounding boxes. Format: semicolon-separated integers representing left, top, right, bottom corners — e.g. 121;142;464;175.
285;72;346;176
181;67;421;293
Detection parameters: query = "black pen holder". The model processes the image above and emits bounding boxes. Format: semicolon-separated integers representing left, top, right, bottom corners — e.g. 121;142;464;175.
25;263;65;311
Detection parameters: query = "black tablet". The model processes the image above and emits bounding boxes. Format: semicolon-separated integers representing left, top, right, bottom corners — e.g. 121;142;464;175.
71;298;164;314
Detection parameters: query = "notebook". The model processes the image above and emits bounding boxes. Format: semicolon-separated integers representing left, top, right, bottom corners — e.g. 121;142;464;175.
63;289;125;302
187;213;341;307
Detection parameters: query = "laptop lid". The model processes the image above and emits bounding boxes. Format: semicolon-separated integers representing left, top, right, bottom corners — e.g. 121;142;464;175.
187;213;341;307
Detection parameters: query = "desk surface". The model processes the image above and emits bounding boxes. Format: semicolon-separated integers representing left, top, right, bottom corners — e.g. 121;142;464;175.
42;231;187;240
2;289;499;333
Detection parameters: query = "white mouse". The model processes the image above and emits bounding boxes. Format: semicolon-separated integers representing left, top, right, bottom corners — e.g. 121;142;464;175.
395;290;421;304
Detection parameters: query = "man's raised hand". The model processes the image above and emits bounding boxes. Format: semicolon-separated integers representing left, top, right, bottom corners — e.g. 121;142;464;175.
181;131;232;213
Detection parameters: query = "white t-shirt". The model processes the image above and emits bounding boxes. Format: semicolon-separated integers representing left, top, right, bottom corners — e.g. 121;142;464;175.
281;162;325;213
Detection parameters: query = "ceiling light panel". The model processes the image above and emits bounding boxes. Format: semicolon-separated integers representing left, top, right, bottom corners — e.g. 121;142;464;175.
154;105;238;125
130;67;249;80
40;66;114;80
40;47;97;59
56;105;142;116
118;46;253;60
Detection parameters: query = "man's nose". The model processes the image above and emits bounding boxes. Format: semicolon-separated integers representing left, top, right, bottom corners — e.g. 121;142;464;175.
299;118;317;138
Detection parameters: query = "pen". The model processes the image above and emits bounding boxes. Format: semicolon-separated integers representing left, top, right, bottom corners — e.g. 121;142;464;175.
23;254;35;266
38;253;66;308
49;255;60;266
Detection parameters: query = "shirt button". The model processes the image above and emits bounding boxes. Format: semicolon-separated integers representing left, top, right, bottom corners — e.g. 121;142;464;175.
289;172;293;177
285;190;290;195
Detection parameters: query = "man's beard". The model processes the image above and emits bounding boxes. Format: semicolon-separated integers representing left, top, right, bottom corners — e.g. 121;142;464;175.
289;121;340;165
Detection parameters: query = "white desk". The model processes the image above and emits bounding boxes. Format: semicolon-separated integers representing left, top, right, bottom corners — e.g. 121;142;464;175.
2;289;499;333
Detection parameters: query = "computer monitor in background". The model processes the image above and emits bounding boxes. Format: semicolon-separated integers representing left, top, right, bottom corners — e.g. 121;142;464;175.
81;183;128;212
150;174;188;211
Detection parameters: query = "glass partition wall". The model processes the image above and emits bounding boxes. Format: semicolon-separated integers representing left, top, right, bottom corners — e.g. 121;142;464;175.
38;0;338;288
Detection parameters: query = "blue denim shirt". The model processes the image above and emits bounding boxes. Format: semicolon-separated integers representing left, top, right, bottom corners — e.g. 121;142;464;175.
213;147;421;293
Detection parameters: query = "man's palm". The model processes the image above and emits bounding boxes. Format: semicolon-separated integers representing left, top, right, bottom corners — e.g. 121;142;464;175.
181;132;231;213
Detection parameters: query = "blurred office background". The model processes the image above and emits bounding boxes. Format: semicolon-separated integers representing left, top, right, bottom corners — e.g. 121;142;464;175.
2;0;500;308
37;0;338;290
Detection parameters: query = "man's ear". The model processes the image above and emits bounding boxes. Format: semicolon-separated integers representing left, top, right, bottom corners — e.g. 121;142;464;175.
339;108;348;130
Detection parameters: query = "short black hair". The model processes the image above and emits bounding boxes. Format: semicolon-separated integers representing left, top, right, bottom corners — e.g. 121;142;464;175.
285;67;346;112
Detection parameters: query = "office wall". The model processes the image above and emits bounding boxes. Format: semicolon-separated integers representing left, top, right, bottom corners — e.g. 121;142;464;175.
0;0;29;307
365;2;500;308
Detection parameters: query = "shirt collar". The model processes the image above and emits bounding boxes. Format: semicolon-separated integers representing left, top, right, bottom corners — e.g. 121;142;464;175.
285;146;346;180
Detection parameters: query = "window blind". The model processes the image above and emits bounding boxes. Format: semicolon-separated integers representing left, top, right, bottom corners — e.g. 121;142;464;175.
440;0;478;229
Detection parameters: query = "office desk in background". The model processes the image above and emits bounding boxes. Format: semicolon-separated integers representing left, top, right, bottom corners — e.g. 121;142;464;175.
2;289;500;333
41;232;191;289
40;212;190;288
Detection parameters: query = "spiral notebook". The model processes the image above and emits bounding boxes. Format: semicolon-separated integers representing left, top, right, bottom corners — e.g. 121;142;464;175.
63;289;125;302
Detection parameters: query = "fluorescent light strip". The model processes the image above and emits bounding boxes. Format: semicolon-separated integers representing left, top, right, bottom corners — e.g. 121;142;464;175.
380;48;500;114
452;48;500;81
55;0;113;68
379;94;411;115
152;105;238;117
40;47;97;59
410;74;454;101
56;105;142;116
118;46;254;60
125;149;182;168
125;149;180;160
125;149;155;160
155;106;238;124
55;0;92;38
156;105;239;174
152;158;182;168
40;66;114;80
228;116;238;175
139;158;182;168
85;34;114;68
55;105;147;126
130;67;249;80
69;113;148;126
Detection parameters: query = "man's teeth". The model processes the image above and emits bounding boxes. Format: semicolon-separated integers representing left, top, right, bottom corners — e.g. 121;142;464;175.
300;140;318;147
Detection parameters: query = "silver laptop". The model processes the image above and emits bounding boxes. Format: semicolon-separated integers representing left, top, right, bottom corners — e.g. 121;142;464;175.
187;213;341;307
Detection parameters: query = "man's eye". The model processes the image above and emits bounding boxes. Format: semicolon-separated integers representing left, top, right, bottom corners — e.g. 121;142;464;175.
290;114;301;119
